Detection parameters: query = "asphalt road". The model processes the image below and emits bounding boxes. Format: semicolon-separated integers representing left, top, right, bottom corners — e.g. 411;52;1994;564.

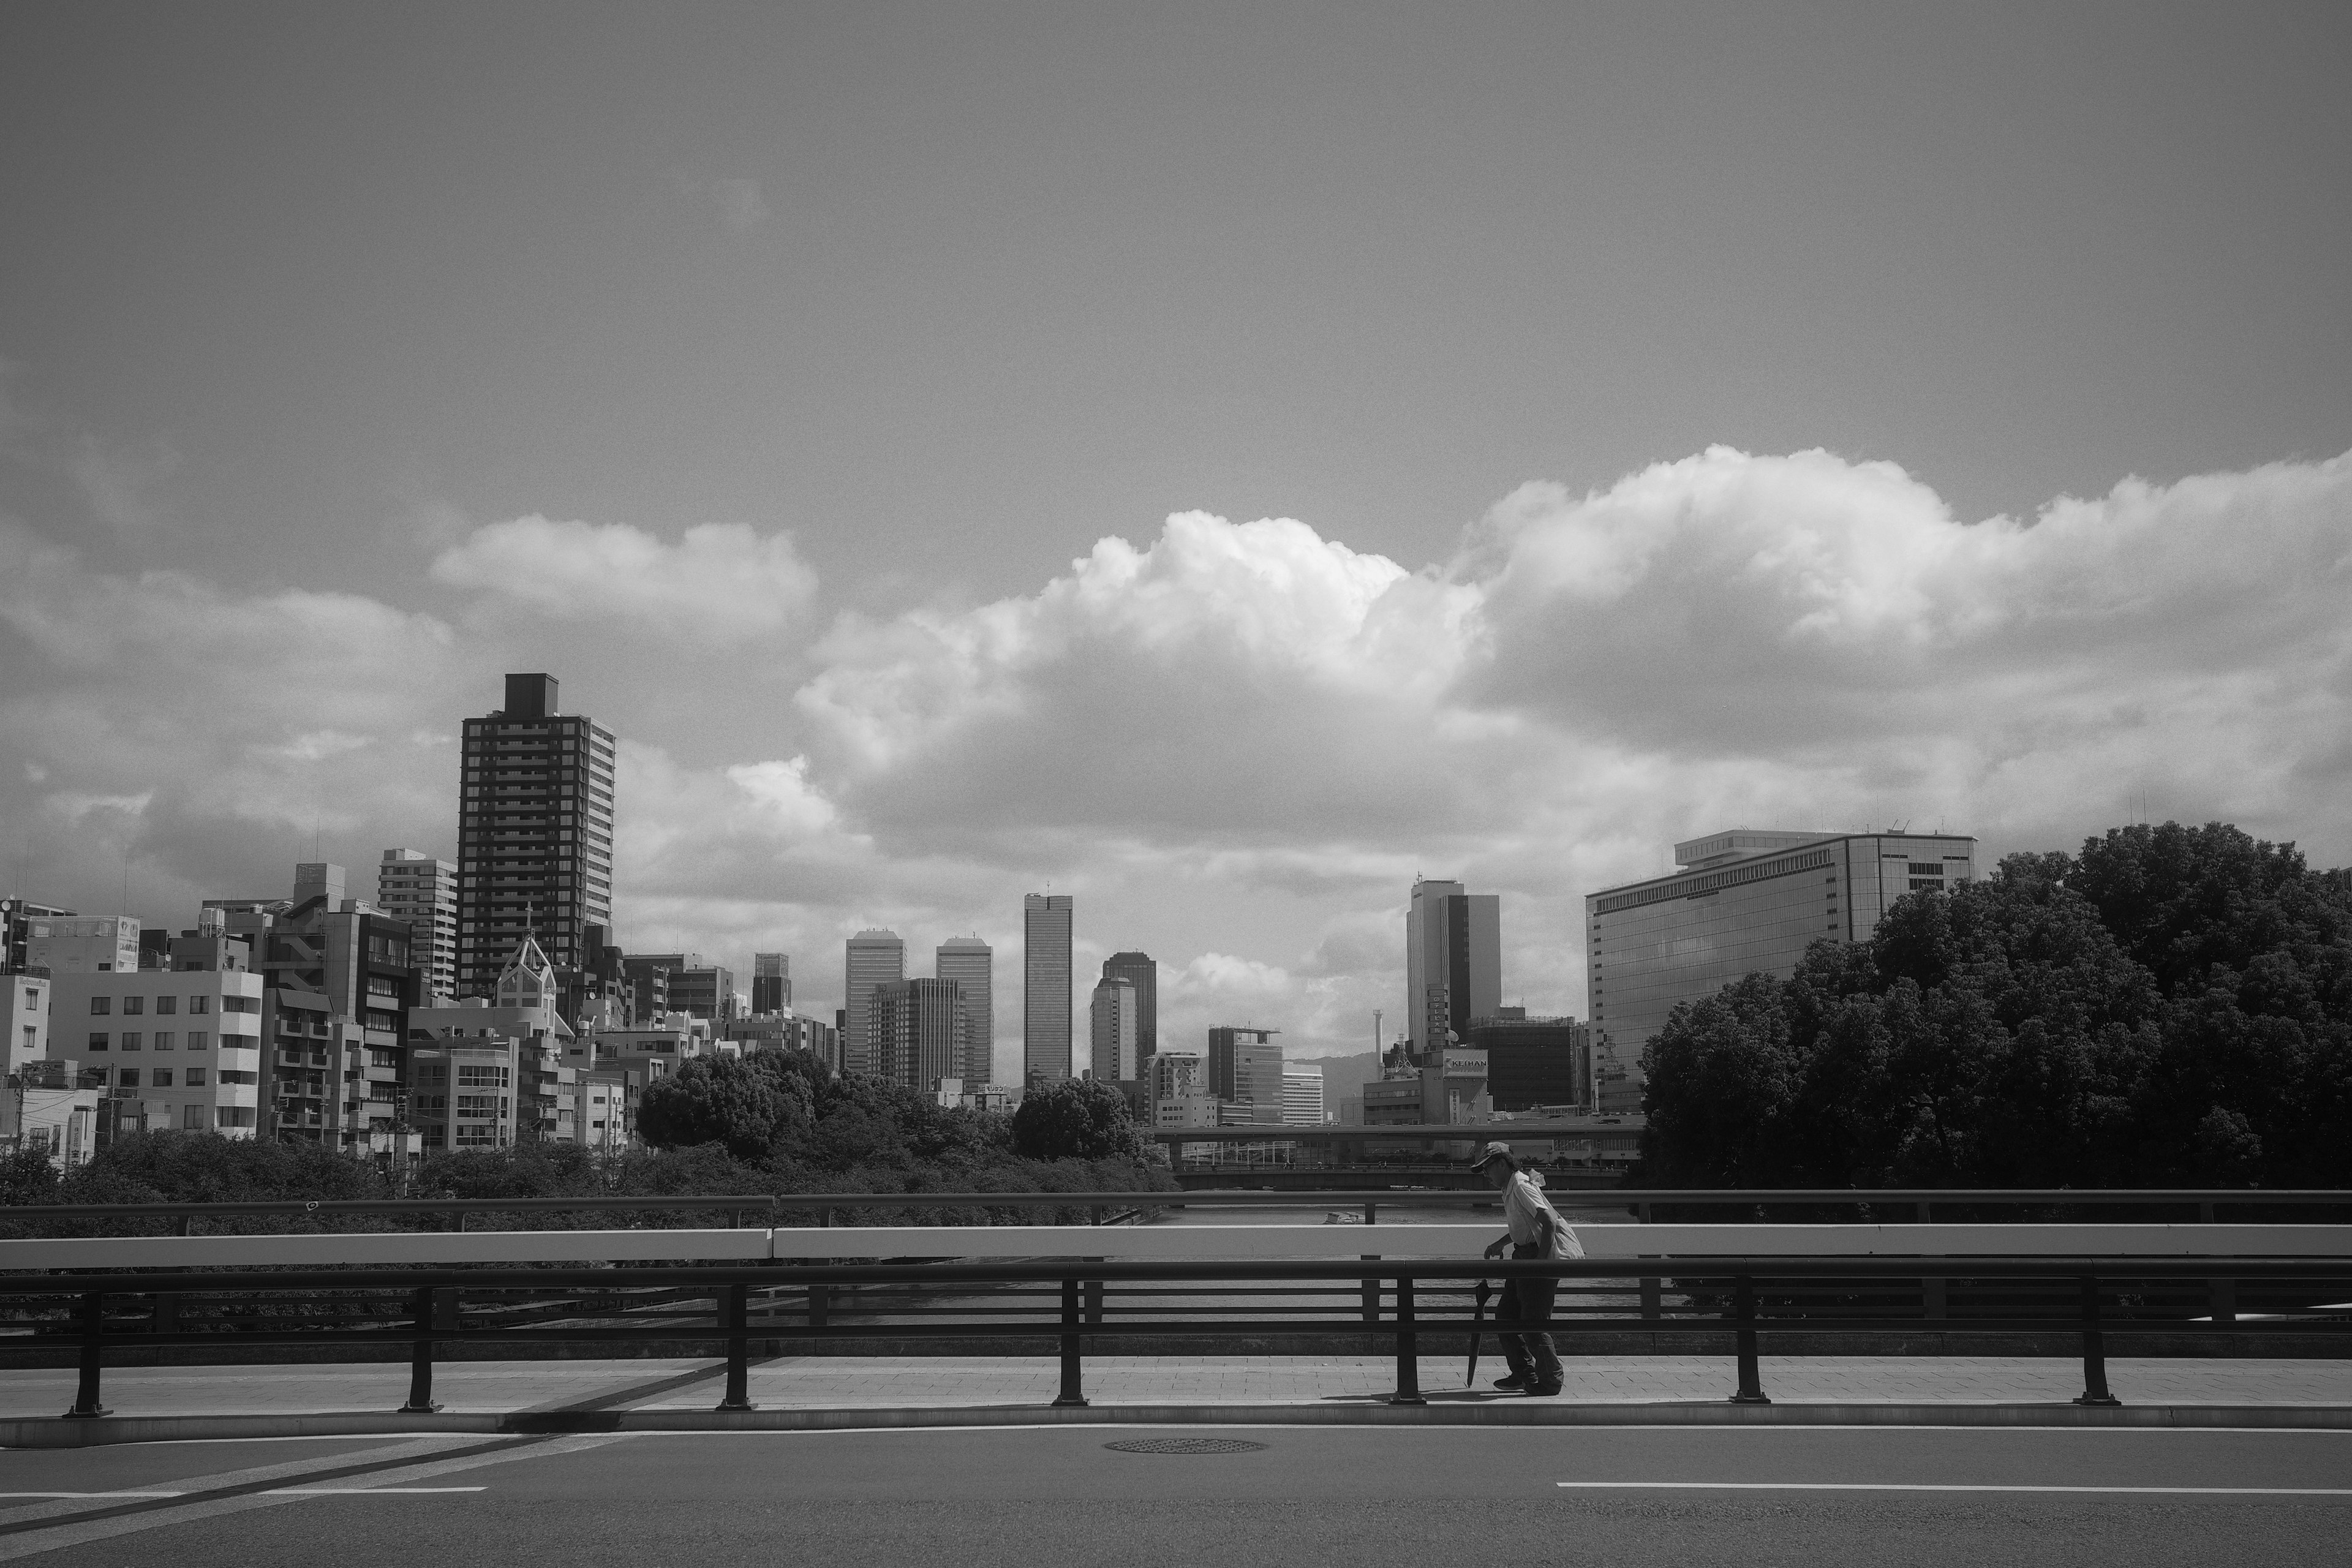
6;1426;2351;1566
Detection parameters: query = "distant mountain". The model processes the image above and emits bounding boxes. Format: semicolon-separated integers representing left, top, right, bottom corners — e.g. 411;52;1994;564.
1292;1049;1382;1118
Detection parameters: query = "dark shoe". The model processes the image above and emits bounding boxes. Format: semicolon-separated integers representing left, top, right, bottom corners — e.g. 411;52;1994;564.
1526;1382;1564;1398
1491;1373;1528;1390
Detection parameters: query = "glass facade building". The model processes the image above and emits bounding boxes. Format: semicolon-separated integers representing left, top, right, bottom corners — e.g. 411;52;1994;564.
1586;830;1978;1109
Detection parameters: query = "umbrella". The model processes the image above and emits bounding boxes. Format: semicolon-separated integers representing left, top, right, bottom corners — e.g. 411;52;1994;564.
1466;1278;1493;1389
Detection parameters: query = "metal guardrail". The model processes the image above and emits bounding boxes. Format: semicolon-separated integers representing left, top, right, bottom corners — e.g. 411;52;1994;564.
11;1254;2350;1419
7;1189;2349;1232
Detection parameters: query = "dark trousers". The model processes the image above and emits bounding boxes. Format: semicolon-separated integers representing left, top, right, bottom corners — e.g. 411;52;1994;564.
1499;1250;1563;1387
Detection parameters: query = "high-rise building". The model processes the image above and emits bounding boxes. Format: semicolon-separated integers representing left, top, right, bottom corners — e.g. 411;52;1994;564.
1586;829;1978;1110
1405;880;1500;1056
1207;1025;1283;1114
751;953;791;1014
1089;976;1139;1083
842;929;905;1077
1099;951;1157;1060
377;849;458;1001
454;673;617;998
872;977;968;1090
1281;1066;1325;1126
1022;894;1073;1087
935;936;994;1087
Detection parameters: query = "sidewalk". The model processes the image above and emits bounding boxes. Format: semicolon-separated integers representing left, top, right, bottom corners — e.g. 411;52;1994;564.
8;1354;2352;1441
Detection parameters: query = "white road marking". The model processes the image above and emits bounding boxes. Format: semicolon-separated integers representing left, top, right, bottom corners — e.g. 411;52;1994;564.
0;1493;184;1499
1556;1481;2352;1494
263;1487;486;1494
265;1495;484;1504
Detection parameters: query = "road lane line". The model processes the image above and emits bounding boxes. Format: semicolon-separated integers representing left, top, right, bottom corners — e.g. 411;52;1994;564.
0;1494;184;1500
1555;1482;2352;1494
263;1487;486;1494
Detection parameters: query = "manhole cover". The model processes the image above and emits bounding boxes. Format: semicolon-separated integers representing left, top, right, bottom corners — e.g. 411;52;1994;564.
1104;1438;1268;1455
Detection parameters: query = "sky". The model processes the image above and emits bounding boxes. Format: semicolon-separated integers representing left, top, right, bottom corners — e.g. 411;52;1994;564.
2;1;2348;1082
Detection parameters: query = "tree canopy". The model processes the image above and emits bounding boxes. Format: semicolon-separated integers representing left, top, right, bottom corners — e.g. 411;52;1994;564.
1638;822;2352;1188
1009;1077;1148;1163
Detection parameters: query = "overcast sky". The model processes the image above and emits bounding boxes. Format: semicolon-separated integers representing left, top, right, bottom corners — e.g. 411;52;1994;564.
3;1;2348;1079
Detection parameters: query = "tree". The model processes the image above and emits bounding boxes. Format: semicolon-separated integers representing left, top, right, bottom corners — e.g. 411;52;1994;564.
637;1054;810;1161
1009;1079;1146;1163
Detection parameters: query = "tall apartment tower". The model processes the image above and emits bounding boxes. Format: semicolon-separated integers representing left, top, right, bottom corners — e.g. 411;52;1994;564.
1022;894;1073;1087
1089;976;1139;1082
751;953;790;1014
842;929;906;1077
377;849;458;1000
1099;951;1157;1060
935;936;994;1087
1404;880;1501;1057
455;674;616;998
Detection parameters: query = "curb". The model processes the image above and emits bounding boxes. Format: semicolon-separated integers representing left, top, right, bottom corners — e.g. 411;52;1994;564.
10;1401;2352;1447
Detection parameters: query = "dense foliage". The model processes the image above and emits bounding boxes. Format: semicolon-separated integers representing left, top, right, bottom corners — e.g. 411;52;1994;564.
1009;1077;1150;1163
4;1045;1172;1227
1638;822;2352;1189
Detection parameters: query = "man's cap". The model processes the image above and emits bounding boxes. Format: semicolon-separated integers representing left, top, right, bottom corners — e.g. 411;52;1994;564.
1471;1140;1513;1167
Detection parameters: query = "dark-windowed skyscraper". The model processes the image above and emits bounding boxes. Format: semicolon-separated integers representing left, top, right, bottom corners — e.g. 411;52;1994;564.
1022;893;1072;1087
456;674;616;999
1100;950;1157;1061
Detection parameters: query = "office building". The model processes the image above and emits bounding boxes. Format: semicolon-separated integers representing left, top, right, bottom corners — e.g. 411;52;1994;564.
407;935;578;1145
23;914;141;977
1405;880;1500;1055
455;673;617;997
225;865;424;1147
6;967;50;1075
872;977;968;1091
377;849;458;1000
2;1059;99;1167
935;936;994;1087
47;938;265;1138
1281;1066;1325;1126
619;956;671;1026
1468;1011;1590;1112
751;953;790;1014
631;954;734;1025
1148;1050;1215;1129
842;929;906;1077
2;899;75;971
1022;894;1073;1087
1099;951;1158;1059
1207;1026;1283;1114
1089;976;1140;1084
725;1009;839;1068
1586;829;1978;1110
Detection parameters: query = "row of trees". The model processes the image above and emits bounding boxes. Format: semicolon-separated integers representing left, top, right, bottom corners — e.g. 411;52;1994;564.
1638;822;2352;1188
2;1042;1170;1219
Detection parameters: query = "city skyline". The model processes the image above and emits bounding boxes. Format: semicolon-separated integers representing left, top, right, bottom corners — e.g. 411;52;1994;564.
2;6;2346;1075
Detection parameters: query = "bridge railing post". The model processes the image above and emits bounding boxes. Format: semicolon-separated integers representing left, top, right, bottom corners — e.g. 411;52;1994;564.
1729;1275;1770;1405
1052;1276;1088;1408
63;1290;108;1419
2073;1275;2121;1408
715;1283;753;1412
1388;1273;1424;1406
400;1284;440;1413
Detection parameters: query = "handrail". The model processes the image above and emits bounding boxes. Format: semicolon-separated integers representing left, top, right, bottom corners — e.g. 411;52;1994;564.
18;1251;2352;1419
4;1188;2346;1224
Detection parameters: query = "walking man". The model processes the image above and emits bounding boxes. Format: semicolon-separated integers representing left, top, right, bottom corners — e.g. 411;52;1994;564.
1475;1140;1577;1396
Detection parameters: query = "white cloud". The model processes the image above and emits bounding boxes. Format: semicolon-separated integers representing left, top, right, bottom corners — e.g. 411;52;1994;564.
69;433;183;531
666;171;771;234
429;516;816;640
4;447;2347;1079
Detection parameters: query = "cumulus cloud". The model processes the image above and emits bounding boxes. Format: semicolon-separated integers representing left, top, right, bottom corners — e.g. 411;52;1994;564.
429;516;817;639
4;447;2346;1075
69;434;183;531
